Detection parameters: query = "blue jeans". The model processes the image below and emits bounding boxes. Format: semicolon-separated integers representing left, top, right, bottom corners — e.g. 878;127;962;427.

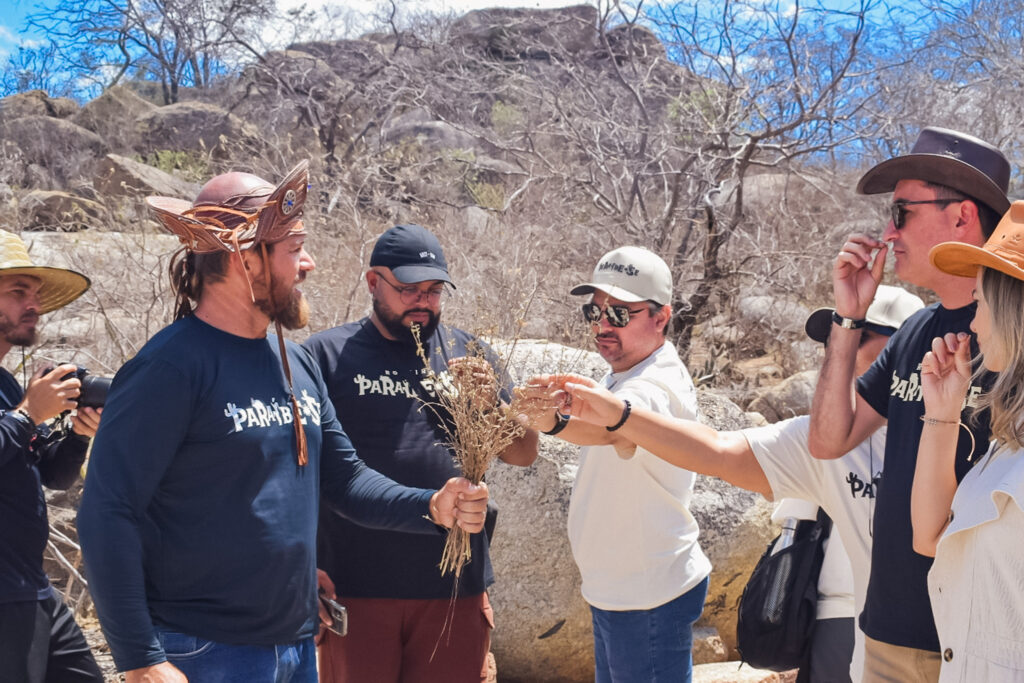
154;627;316;683
590;576;709;683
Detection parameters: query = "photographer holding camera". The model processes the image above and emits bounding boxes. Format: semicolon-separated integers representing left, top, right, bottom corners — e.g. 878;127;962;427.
0;229;103;683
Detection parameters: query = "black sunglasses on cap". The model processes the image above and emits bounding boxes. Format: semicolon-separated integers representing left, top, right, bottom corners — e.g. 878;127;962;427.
582;302;648;327
889;198;963;230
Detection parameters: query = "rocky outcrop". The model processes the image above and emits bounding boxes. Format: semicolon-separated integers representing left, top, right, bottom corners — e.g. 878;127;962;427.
74;85;156;151
134;102;260;159
452;5;599;60
487;341;773;682
17;190;108;231
94;154;199;199
0;116;107;188
0;89;79;121
747;369;817;422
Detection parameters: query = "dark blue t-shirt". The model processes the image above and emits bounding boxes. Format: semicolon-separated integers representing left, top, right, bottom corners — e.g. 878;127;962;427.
304;319;496;599
78;316;437;672
856;302;992;651
0;366;89;604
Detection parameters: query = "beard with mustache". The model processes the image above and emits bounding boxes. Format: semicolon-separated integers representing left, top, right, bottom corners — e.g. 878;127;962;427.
372;297;441;342
253;271;310;330
0;311;38;347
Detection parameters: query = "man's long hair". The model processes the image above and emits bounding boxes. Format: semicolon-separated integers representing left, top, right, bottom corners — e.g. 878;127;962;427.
168;248;230;321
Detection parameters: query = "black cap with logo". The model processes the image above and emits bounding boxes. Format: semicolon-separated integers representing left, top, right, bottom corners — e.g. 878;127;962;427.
369;224;454;286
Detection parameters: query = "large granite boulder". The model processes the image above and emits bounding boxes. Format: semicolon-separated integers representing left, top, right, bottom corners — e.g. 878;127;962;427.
487;341;774;682
0;89;78;122
134;102;260;159
74;85;156;151
0;116;107;188
17;190;109;231
747;369;818;422
452;5;599;60
94;154;200;200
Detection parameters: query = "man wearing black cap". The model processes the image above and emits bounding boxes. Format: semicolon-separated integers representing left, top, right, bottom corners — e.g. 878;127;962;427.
78;173;490;683
808;127;1009;681
0;229;103;683
304;224;537;683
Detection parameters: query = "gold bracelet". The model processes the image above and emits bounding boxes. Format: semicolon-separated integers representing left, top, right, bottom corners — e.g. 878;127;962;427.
920;415;959;426
920;415;978;460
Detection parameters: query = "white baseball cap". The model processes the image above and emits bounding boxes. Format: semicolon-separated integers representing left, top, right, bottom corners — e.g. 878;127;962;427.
804;284;925;343
571;246;672;305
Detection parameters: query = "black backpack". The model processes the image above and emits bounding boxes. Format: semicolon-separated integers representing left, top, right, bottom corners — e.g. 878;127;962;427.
736;508;833;672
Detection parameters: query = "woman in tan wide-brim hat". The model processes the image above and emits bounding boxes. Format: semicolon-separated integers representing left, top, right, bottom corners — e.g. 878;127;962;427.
911;200;1024;682
0;230;90;313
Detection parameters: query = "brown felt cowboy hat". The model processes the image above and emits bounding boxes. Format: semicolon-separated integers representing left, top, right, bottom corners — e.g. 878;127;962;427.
931;201;1024;281
857;127;1011;216
0;230;90;313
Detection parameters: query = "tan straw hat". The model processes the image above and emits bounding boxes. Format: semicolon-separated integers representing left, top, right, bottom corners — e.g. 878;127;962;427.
0;230;90;313
931;200;1024;280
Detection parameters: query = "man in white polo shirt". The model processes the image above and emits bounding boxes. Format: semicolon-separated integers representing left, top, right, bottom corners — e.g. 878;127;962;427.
529;246;710;683
535;284;924;682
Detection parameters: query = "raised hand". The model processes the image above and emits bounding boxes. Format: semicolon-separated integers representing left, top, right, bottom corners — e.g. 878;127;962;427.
834;233;888;319
920;332;973;420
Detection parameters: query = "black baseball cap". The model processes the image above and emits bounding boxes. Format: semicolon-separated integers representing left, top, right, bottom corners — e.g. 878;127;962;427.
369;224;454;286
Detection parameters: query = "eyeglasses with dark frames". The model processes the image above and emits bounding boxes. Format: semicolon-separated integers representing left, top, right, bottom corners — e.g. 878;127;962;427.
889;199;963;230
581;302;648;328
374;271;447;305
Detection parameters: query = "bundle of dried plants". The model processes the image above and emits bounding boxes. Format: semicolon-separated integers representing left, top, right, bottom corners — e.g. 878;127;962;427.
411;324;526;579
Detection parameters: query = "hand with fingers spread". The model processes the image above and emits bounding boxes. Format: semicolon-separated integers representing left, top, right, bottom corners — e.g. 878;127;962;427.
834;233;889;319
17;363;81;425
920;332;974;420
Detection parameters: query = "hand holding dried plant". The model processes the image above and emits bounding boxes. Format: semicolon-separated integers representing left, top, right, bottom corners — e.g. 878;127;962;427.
411;325;527;579
448;357;500;412
428;478;490;532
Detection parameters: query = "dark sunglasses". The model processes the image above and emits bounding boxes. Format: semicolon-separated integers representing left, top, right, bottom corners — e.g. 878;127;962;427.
889;199;962;230
582;302;647;327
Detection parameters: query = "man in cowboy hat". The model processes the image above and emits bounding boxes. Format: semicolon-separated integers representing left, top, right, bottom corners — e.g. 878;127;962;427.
808;127;1009;680
77;163;490;683
304;223;537;683
0;230;103;683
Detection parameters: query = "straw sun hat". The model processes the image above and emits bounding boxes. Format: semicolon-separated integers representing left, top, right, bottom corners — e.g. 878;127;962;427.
0;230;90;313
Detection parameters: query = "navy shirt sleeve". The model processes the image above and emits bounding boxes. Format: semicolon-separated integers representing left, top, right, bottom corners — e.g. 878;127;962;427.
77;356;192;671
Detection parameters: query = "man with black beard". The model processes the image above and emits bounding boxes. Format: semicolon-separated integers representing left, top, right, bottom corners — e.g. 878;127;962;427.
78;169;491;683
304;223;538;683
0;229;103;683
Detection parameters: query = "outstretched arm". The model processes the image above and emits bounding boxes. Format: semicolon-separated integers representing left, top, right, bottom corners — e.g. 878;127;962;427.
911;333;973;557
808;234;888;458
543;375;772;497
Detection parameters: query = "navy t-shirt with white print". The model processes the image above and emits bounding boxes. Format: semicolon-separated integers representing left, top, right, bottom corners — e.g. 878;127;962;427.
304;318;497;600
856;301;992;652
78;315;436;672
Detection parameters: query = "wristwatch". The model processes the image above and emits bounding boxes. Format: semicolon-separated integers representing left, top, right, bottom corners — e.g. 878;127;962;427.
831;311;866;330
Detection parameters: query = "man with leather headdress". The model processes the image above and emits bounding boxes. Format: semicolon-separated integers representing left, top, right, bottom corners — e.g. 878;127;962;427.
78;162;490;683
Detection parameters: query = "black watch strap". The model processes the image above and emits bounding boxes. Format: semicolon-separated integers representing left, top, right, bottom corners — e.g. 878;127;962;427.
831;311;866;330
542;412;570;436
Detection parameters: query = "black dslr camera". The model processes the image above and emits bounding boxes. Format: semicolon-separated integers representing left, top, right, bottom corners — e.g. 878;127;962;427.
46;366;113;409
